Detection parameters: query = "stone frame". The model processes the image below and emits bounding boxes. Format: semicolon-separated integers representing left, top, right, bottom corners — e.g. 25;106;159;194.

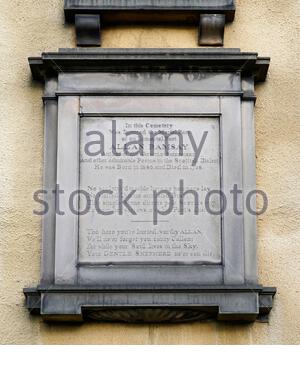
24;48;276;323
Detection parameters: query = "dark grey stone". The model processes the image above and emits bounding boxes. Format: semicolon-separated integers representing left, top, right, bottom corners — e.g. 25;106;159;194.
75;14;101;47
64;0;236;47
199;14;225;46
64;0;236;22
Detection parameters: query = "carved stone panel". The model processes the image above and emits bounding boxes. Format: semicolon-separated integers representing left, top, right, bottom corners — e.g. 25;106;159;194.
79;116;222;265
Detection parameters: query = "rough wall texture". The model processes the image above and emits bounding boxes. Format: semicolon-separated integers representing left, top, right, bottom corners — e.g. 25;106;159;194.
0;0;299;344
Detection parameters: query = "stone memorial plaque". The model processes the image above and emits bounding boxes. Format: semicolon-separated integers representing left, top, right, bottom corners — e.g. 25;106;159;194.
79;116;222;264
25;49;276;322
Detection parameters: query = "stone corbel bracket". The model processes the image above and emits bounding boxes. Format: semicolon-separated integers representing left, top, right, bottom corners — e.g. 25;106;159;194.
64;0;236;47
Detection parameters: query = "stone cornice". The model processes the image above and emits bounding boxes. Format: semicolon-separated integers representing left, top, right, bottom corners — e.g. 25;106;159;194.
29;48;270;83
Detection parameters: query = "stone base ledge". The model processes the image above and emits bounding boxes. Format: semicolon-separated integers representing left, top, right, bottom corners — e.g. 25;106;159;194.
24;286;276;323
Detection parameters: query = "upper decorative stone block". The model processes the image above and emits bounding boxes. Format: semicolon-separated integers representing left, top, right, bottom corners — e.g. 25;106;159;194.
64;0;236;46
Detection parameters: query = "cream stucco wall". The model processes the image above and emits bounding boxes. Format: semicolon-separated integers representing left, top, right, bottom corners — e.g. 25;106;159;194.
0;0;299;344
